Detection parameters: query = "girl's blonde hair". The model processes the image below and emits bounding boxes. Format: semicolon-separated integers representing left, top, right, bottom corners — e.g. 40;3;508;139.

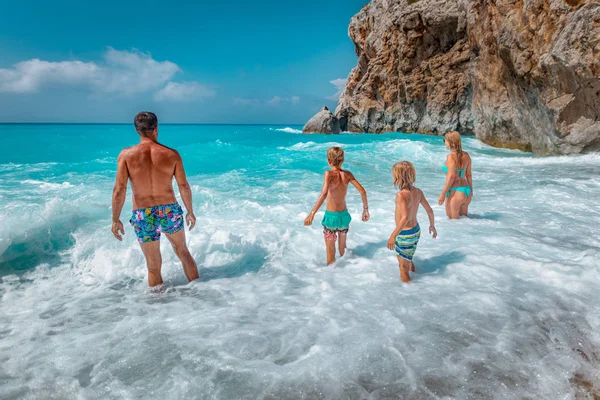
444;131;465;167
392;161;416;189
327;146;344;167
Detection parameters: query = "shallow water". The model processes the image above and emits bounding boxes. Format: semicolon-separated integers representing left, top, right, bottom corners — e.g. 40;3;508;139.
1;124;599;399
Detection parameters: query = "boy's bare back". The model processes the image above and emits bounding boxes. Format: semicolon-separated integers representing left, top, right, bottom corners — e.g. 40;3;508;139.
397;187;423;230
325;170;356;212
118;142;181;209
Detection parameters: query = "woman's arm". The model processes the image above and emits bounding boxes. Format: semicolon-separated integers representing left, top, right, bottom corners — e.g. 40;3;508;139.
304;171;330;226
466;153;473;195
438;155;457;205
388;192;409;250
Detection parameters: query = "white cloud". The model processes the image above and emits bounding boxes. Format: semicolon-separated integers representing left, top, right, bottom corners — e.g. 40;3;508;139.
0;59;100;93
291;96;300;105
267;96;282;105
325;78;346;101
153;81;215;102
0;47;188;97
100;48;180;95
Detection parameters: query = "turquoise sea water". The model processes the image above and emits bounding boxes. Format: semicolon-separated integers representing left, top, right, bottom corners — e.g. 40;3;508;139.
1;124;599;399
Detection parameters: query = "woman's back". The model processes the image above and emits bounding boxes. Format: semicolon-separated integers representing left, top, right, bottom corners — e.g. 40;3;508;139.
444;152;471;187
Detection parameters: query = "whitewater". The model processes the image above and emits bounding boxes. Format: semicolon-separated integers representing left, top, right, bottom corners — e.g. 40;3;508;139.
1;124;599;399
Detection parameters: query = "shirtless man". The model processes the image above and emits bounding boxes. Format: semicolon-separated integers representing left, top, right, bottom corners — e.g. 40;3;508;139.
111;112;199;287
304;146;369;265
387;161;437;282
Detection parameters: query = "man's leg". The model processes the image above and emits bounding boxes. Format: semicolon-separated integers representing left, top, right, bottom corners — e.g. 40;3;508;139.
140;240;163;287
165;229;199;282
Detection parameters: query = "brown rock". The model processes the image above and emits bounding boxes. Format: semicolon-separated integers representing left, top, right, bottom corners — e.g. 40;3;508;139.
302;106;341;134
330;0;600;154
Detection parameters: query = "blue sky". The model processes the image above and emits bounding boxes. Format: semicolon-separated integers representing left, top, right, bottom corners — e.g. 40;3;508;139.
0;0;366;124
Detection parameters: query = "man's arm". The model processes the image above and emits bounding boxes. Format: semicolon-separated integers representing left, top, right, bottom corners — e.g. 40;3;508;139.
388;192;409;250
111;152;129;241
348;172;369;221
174;152;196;230
304;171;330;226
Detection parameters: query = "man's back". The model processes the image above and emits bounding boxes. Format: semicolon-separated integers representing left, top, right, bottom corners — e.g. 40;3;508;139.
120;142;179;209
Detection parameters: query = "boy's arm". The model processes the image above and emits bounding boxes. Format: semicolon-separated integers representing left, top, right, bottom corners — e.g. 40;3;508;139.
420;190;437;238
304;171;329;226
111;152;128;241
387;192;409;250
174;152;196;230
438;155;457;205
348;172;369;221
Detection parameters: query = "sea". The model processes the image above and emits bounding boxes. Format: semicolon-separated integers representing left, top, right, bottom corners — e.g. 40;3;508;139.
0;124;599;399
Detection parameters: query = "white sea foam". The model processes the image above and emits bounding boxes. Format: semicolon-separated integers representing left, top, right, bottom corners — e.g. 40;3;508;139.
271;127;302;134
22;179;74;190
1;133;599;399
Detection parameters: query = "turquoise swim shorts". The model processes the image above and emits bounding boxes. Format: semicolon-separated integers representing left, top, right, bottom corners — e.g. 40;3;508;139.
321;210;351;241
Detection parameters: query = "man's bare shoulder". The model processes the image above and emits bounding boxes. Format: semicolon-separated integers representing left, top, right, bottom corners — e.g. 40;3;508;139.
118;145;139;159
152;143;181;159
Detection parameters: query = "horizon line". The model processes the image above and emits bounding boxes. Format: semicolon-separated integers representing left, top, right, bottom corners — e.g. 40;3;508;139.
0;122;305;126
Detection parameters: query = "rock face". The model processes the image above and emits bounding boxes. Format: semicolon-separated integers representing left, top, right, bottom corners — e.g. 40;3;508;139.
331;0;600;154
303;106;341;134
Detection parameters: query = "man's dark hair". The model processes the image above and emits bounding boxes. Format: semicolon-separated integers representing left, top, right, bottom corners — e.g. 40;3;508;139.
134;112;158;136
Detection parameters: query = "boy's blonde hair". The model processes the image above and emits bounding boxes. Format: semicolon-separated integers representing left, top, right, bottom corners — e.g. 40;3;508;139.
392;161;416;189
327;146;344;167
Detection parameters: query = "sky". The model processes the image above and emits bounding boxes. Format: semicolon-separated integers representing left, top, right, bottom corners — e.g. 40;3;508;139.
0;0;366;124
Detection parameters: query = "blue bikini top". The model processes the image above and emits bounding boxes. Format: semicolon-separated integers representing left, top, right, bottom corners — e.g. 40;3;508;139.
442;164;466;179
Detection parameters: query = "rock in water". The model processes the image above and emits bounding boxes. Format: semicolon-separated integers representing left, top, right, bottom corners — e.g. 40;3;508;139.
303;106;341;134
330;0;600;154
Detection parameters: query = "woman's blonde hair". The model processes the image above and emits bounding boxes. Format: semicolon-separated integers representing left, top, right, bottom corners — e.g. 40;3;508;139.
327;146;344;167
444;130;465;167
392;161;416;189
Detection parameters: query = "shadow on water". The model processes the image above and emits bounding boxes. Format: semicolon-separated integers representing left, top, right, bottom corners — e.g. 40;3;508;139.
467;212;502;221
416;251;466;275
199;244;269;282
353;241;388;259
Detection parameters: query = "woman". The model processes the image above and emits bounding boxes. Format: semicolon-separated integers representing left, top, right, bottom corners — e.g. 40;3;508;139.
438;131;472;219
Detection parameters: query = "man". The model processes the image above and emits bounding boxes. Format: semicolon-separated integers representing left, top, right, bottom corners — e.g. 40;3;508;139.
111;112;199;287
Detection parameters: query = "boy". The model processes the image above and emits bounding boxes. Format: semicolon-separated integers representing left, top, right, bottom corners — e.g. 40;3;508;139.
387;161;437;282
304;147;369;265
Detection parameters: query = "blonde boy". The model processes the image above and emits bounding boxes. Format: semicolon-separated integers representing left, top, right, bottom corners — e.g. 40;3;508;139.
387;161;437;282
305;147;369;265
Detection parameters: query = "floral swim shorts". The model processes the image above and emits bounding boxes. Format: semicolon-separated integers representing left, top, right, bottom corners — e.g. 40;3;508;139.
130;202;184;243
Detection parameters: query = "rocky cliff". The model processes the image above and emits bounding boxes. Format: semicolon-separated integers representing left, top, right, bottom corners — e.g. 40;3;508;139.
321;0;600;154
